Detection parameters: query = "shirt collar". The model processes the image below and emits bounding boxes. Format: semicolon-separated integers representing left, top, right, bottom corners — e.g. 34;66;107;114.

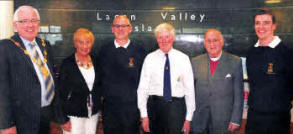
209;51;222;61
158;48;174;56
254;36;281;48
20;36;36;46
114;39;130;48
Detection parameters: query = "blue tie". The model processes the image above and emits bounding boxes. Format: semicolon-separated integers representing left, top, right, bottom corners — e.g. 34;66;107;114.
163;54;171;102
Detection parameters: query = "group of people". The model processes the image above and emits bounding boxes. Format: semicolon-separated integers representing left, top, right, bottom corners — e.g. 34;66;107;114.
0;5;292;134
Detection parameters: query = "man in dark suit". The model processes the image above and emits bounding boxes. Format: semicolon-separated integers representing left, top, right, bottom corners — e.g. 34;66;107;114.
191;29;244;134
97;15;146;134
0;5;66;134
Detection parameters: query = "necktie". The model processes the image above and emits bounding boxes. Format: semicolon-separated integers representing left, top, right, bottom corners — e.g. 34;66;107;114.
30;42;55;103
163;54;171;102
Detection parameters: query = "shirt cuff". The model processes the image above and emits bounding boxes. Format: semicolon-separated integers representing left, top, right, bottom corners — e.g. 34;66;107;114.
140;109;148;118
185;112;193;121
230;122;240;126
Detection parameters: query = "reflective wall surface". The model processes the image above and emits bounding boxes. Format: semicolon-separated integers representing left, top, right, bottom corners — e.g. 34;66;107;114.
14;0;293;65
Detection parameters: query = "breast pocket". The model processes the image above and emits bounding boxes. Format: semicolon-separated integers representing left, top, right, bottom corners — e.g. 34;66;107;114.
212;74;233;96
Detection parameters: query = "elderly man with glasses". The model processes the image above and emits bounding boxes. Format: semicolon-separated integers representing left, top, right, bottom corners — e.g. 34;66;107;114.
0;5;67;134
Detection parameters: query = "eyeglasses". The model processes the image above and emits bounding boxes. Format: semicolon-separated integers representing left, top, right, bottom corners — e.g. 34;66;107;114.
205;39;220;44
112;24;130;28
16;19;40;25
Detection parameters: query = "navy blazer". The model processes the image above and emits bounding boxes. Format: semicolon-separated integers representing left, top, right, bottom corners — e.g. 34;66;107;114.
58;54;102;118
0;34;64;134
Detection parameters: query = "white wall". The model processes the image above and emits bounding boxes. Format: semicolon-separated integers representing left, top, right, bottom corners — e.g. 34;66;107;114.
0;1;14;39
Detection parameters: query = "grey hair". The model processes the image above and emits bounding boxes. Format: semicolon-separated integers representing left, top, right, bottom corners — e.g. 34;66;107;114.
14;5;40;22
154;23;175;37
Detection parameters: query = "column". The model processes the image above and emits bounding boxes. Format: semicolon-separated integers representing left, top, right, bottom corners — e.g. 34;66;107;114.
0;0;14;39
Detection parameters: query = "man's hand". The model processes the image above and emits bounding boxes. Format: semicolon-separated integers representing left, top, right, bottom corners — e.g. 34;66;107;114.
228;122;240;132
61;121;71;132
141;117;150;132
181;120;191;134
1;126;17;134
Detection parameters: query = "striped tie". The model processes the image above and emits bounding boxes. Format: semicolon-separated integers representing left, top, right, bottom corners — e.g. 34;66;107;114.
30;42;55;103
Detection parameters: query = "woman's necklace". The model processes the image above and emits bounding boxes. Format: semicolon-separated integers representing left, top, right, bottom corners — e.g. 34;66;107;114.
75;54;93;69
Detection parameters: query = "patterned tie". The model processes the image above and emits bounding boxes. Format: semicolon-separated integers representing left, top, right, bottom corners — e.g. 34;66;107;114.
163;54;171;102
30;42;55;103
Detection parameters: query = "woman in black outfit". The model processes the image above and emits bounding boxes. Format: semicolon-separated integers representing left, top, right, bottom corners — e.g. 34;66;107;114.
59;28;101;134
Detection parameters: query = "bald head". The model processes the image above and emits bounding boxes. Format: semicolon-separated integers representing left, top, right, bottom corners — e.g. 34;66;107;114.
113;15;131;26
111;15;132;42
204;29;224;58
204;29;223;40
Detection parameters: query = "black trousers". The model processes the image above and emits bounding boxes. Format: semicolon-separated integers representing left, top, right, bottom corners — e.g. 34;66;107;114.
38;105;53;134
147;96;186;134
102;101;140;134
104;125;140;134
245;109;290;134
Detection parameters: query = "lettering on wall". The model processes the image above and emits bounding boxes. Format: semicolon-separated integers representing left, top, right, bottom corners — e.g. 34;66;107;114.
96;11;206;32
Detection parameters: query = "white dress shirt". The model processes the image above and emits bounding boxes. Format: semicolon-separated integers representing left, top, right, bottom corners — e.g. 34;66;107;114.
78;66;95;117
137;48;195;121
21;37;54;107
78;66;95;91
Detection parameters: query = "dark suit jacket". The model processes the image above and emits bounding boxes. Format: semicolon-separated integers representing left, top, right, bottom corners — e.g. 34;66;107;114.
191;51;244;134
58;54;102;117
0;34;64;134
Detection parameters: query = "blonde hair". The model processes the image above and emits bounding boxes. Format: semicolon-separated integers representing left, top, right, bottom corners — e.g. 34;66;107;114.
73;28;95;43
154;23;175;37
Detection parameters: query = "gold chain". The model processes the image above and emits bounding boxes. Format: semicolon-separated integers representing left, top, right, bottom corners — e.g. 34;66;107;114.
9;38;49;76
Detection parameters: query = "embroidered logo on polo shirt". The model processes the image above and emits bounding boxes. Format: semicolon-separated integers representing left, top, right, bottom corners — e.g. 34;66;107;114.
267;62;275;74
129;57;134;68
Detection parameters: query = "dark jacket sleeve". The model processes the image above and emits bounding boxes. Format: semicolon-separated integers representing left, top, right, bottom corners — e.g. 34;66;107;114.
54;58;71;124
96;46;106;99
0;40;16;129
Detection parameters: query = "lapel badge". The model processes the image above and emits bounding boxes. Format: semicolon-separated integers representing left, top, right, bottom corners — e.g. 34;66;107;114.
177;76;181;81
129;57;134;68
267;62;275;74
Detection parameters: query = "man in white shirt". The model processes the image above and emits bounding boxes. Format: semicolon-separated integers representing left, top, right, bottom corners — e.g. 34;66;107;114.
137;23;195;134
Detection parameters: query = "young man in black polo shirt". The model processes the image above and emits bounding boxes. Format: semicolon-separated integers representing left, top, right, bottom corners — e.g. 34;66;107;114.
97;15;146;134
246;8;293;134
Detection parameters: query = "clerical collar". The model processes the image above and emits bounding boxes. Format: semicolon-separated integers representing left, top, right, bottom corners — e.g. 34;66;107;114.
209;51;222;61
114;39;130;48
254;36;281;48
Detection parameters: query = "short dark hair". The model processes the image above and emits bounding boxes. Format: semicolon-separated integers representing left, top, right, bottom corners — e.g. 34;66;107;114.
254;8;276;24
